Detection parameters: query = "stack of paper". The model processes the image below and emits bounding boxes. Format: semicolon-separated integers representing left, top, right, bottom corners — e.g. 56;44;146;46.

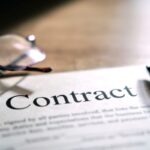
1;66;150;150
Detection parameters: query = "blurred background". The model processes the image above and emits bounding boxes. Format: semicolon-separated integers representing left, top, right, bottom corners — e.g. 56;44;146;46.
0;0;150;72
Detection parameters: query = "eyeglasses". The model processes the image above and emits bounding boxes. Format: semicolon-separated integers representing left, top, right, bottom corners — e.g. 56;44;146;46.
0;34;52;78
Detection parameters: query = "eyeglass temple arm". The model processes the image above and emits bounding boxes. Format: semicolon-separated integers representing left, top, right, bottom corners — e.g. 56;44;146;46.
24;66;52;72
0;65;52;73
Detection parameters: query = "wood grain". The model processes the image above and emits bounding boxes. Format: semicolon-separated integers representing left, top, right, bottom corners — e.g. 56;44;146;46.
2;0;150;72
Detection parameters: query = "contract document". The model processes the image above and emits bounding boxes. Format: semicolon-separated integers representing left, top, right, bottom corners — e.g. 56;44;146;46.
1;65;150;150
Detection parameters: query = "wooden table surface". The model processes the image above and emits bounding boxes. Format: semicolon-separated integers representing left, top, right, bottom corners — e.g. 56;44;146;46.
1;0;150;73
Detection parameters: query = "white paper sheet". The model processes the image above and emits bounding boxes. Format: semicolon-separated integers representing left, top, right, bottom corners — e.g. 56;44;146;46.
1;65;150;150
